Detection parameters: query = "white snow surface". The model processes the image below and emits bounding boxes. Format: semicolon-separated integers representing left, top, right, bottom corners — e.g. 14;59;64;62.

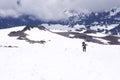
86;33;107;37
0;26;120;80
41;24;70;32
110;7;120;16
90;24;119;31
41;24;86;32
118;39;120;42
93;37;110;44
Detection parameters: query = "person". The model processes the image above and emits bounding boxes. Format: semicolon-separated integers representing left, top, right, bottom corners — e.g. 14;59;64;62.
82;42;87;52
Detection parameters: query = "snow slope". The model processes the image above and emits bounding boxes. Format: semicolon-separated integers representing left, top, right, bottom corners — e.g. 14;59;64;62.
41;24;86;32
90;24;119;31
0;26;120;80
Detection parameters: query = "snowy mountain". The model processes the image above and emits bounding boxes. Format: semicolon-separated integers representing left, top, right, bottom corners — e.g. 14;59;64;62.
5;25;120;45
0;26;120;80
0;7;120;35
64;8;120;35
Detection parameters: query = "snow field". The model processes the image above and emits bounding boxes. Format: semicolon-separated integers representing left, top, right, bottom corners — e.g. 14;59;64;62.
0;26;120;80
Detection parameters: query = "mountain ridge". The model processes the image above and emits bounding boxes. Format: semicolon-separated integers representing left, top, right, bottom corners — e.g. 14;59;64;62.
0;7;120;35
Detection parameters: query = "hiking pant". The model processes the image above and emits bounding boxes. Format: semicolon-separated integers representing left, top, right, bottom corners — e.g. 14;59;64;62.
83;47;86;52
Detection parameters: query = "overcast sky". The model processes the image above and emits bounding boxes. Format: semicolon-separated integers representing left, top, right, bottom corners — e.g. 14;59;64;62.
0;0;120;21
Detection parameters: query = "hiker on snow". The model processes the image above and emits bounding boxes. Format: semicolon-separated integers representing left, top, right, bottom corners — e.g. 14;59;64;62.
82;42;87;52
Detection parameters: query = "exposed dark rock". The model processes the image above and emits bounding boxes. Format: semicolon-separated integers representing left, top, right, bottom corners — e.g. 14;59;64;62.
84;29;97;34
102;36;120;45
38;26;46;30
1;45;18;48
8;31;27;37
21;26;32;32
8;26;47;44
55;32;120;45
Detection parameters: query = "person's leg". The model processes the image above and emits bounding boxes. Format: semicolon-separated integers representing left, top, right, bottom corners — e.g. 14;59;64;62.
83;47;85;52
84;47;86;52
83;47;86;52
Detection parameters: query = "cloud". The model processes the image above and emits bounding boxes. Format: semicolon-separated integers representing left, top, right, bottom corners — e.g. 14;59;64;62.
73;0;120;11
0;0;120;21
